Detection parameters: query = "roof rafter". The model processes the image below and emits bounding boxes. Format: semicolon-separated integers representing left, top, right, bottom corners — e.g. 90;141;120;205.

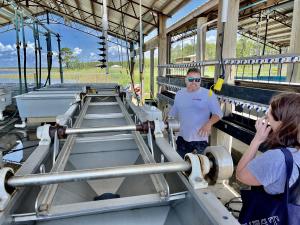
91;0;156;27
74;0;85;21
90;0;98;26
29;1;137;42
33;0;139;37
127;1;157;39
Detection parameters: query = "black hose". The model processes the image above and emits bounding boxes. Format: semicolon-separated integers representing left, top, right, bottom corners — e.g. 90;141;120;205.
4;144;39;155
257;15;269;77
57;34;64;83
21;15;28;92
33;23;39;88
289;62;295;83
44;32;52;87
15;13;22;94
36;24;42;88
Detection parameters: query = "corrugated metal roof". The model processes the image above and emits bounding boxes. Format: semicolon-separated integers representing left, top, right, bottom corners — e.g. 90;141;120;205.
0;0;191;42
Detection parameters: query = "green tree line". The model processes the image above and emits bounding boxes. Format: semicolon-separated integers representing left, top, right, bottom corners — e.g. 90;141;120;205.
60;36;280;69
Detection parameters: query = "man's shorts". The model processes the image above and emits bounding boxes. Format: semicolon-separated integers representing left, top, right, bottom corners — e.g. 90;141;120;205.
176;136;208;158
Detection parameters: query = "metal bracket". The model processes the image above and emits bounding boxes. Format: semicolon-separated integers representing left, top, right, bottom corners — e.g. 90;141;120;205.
36;124;51;145
153;119;165;138
184;153;208;189
53;131;59;166
147;121;154;157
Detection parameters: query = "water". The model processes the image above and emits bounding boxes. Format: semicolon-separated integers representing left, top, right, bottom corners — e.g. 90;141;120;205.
0;69;19;75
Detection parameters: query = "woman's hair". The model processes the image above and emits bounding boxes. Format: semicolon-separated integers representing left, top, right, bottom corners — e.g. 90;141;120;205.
266;93;300;149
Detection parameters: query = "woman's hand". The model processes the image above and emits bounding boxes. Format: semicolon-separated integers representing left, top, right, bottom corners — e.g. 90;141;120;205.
253;117;272;144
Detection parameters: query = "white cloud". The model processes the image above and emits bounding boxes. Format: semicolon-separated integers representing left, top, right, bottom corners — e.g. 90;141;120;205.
206;35;216;43
52;51;58;57
89;52;98;61
73;47;82;56
26;42;35;54
0;42;14;52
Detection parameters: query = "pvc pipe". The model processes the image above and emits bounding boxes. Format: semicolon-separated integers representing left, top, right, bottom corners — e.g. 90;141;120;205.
7;162;191;187
221;0;229;22
102;0;109;74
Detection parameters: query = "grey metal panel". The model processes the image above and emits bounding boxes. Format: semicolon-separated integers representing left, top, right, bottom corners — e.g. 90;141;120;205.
52;163;97;205
38;205;171;225
80;118;128;128
72;138;137;154
86;105;122;114
15;96;76;119
68;149;139;170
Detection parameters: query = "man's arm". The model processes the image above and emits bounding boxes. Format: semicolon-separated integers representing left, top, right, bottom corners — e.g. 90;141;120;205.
199;92;223;137
198;114;221;137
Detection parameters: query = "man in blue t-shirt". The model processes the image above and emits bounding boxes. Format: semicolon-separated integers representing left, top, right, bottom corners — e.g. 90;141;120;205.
169;68;223;158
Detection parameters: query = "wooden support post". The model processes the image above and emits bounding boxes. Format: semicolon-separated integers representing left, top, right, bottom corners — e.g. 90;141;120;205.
214;0;239;84
212;0;239;152
150;48;155;98
287;0;300;83
158;14;167;76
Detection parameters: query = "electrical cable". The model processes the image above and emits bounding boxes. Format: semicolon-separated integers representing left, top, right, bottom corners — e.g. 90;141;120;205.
257;14;269;77
20;14;28;92
119;0;139;103
289;62;295;83
224;196;242;217
15;12;23;94
36;23;42;88
4;144;39;155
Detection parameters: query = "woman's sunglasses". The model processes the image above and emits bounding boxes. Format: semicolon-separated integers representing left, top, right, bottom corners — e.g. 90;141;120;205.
186;77;201;83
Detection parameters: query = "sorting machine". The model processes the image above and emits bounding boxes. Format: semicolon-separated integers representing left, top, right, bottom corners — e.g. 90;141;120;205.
0;84;238;225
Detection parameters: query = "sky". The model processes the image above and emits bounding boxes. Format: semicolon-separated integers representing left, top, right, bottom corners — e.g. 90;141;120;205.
0;0;212;68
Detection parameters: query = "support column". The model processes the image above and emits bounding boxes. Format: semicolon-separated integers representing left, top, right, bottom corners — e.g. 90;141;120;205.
212;0;239;152
150;48;155;98
158;14;167;76
196;17;207;76
287;0;300;83
214;0;240;84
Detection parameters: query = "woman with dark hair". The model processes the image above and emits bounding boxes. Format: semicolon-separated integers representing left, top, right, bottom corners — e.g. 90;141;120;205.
236;93;300;224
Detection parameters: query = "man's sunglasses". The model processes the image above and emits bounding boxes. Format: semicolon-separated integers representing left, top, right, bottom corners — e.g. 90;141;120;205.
186;77;201;83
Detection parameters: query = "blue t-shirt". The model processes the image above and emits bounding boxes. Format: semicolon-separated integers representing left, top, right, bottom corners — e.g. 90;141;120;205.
247;148;300;194
168;87;223;142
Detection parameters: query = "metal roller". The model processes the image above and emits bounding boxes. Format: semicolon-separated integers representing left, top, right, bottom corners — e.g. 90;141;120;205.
204;146;234;182
5;162;191;188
